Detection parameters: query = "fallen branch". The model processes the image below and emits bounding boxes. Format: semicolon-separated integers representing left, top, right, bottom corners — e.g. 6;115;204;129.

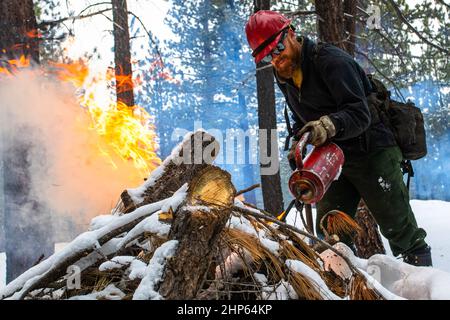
235;184;260;197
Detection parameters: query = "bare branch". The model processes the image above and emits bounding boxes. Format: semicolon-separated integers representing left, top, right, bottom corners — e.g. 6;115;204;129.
127;11;165;68
231;205;363;275
284;10;316;16
355;49;406;102
38;8;113;29
435;0;450;10
235;184;260;197
383;0;450;55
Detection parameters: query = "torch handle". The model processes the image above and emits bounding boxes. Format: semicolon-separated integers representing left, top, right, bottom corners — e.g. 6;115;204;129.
294;131;310;169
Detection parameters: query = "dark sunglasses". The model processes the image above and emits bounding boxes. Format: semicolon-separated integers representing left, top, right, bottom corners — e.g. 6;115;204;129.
261;30;288;63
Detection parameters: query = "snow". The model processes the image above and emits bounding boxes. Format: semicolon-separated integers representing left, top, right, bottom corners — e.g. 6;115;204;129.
126;130;203;204
184;205;212;212
160;183;188;212
367;254;450;299
286;259;341;300
253;273;268;286
405;200;450;271
89;214;120;231
133;240;178;300
378;176;391;192
262;280;298;300
99;256;136;272
75;238;123;272
226;208;280;256
0;184;187;300
128;259;148;280
69;284;125;300
2;192;450;300
286;199;450;272
117;209;171;249
215;251;253;280
283;199;450;300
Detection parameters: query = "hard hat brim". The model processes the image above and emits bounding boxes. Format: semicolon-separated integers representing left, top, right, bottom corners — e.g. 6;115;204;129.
253;23;290;64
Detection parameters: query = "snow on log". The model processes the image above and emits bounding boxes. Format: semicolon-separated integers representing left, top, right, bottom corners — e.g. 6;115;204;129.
120;130;219;213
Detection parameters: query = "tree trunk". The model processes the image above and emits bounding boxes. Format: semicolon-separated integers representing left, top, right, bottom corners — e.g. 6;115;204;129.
315;0;346;51
315;0;385;257
354;200;386;258
343;0;357;56
0;0;39;62
158;166;236;299
112;0;135;107
253;0;284;216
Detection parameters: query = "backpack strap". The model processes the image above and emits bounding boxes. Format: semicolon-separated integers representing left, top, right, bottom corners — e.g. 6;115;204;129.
284;104;294;151
401;159;414;191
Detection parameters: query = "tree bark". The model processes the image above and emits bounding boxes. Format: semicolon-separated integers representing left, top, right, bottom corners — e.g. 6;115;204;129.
253;0;284;216
158;166;236;299
354;200;386;258
315;0;346;51
343;0;356;56
314;0;357;56
0;0;39;62
112;0;135;107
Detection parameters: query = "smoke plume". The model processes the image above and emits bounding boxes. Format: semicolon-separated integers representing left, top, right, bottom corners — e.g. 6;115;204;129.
0;69;146;239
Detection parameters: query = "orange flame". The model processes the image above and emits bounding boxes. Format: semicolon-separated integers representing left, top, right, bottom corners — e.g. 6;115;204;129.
1;55;162;175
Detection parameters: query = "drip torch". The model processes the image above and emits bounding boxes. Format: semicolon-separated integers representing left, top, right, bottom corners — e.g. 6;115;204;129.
285;132;345;234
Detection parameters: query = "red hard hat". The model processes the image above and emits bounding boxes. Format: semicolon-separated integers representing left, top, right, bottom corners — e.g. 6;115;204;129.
245;10;292;63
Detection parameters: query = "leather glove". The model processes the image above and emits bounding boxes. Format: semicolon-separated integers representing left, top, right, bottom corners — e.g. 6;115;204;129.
297;115;336;147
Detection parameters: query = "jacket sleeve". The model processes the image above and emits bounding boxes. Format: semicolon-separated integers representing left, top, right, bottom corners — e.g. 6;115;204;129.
291;111;304;137
318;54;371;140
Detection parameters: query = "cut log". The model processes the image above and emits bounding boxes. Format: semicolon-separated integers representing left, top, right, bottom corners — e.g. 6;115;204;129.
120;130;219;213
158;166;236;299
354;200;386;259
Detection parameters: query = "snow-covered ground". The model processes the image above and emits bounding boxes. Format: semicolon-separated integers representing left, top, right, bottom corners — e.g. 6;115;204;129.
286;199;450;273
0;199;449;297
386;200;450;272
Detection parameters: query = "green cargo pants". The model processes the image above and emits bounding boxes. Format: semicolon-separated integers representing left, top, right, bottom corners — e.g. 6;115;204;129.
316;146;428;256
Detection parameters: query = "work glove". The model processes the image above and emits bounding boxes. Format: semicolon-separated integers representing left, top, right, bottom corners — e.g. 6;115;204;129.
297;115;336;147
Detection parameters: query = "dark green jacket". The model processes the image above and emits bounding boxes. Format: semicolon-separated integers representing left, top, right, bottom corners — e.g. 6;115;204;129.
276;36;396;156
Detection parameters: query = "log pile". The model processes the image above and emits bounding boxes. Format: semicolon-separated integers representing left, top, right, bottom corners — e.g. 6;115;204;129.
0;131;391;300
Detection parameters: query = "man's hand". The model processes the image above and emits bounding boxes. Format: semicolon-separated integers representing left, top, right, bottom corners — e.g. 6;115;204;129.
297;115;336;146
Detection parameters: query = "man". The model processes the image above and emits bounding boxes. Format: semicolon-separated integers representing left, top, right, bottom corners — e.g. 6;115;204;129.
245;10;432;266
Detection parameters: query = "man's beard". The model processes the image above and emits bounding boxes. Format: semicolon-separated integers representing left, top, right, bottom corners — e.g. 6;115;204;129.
277;61;297;79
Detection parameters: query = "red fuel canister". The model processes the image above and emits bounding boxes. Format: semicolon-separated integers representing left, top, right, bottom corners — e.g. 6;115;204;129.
288;132;345;204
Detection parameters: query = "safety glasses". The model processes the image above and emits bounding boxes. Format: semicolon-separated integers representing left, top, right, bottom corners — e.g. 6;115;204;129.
261;30;288;64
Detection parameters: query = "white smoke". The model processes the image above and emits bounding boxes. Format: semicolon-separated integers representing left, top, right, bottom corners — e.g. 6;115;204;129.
0;69;147;239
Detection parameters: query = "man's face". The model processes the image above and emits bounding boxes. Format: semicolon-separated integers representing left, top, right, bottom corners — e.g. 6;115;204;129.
270;32;301;80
